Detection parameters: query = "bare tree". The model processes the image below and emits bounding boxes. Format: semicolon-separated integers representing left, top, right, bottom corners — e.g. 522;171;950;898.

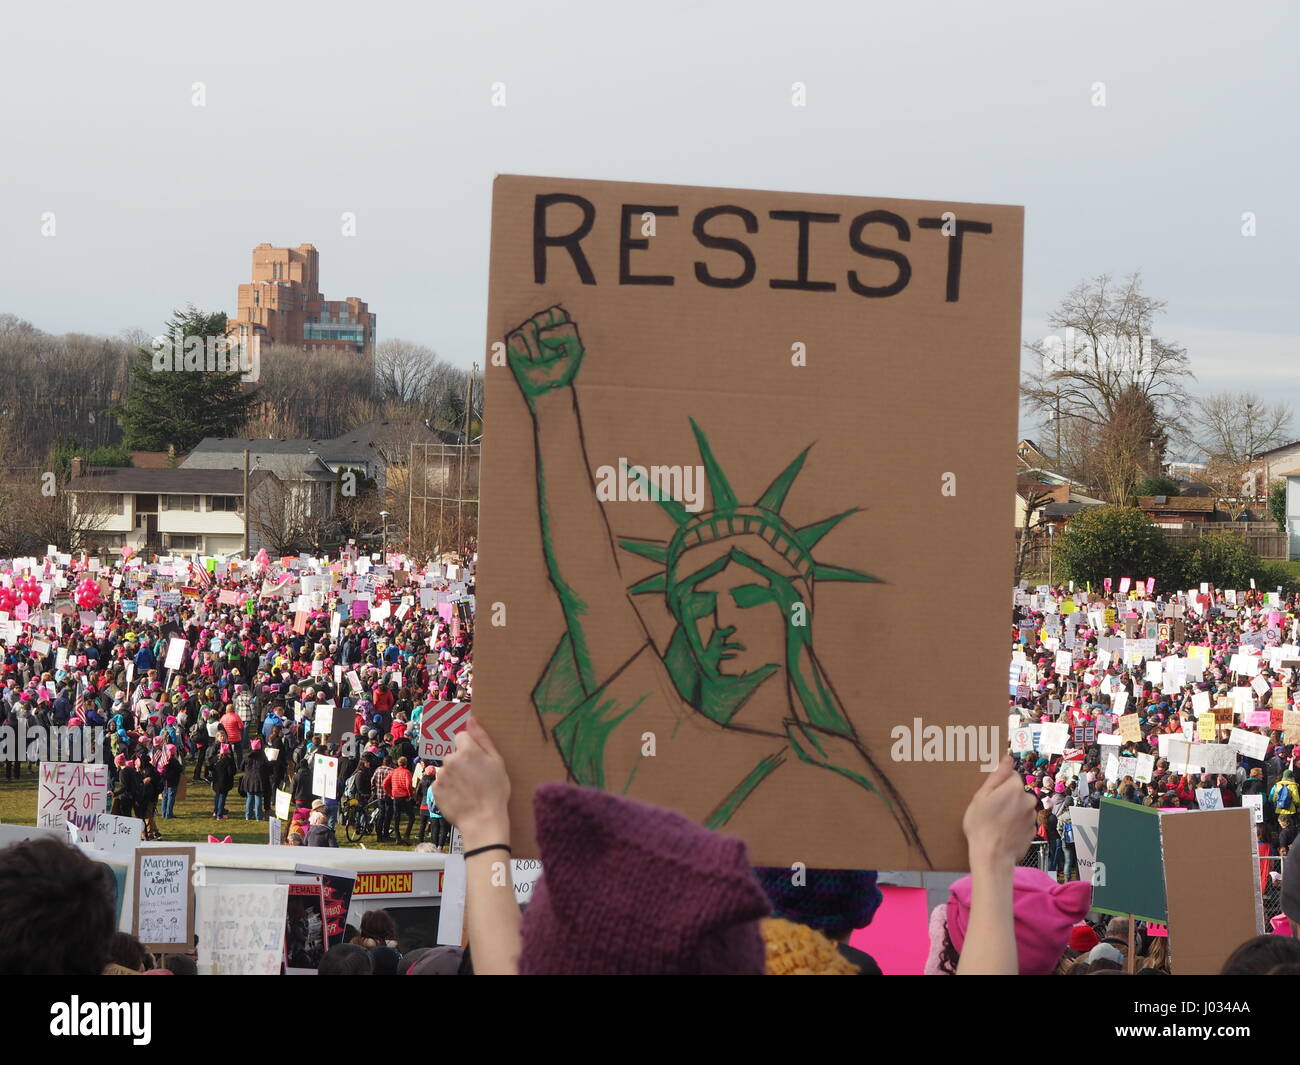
1023;273;1193;460
249;478;314;556
1015;485;1055;581
1191;391;1292;471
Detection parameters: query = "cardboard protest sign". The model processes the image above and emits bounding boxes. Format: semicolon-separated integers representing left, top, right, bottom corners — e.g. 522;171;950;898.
475;175;1024;868
1118;714;1142;743
1092;798;1167;923
133;847;195;953
37;762;108;843
197;883;288;975
1160;807;1262;974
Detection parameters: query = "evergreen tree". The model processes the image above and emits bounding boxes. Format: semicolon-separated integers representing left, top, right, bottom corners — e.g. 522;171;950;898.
115;306;257;452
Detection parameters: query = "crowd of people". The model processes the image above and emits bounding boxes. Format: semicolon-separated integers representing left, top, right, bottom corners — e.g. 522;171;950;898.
1011;582;1300;889
4;556;1300;976
0;544;474;848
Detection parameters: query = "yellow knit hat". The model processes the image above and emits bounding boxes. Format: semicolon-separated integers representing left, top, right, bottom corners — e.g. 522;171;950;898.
761;917;861;975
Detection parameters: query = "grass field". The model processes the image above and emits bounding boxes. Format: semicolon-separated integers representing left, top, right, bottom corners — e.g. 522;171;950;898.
0;770;416;851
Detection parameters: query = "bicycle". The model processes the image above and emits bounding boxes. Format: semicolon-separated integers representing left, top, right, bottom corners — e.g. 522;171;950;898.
342;795;381;843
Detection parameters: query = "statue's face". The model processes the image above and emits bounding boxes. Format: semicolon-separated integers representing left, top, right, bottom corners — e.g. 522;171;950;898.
672;546;802;680
689;560;786;676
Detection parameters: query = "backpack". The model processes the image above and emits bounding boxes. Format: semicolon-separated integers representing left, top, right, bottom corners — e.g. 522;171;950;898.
1275;784;1295;813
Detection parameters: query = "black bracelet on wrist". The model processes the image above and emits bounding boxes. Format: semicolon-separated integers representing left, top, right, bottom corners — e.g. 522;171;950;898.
462;843;512;860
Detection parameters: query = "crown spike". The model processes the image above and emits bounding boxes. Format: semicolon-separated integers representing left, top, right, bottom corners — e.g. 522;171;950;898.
618;538;670;564
689;418;737;512
627;572;668;595
756;445;813;515
794;507;862;552
812;562;884;584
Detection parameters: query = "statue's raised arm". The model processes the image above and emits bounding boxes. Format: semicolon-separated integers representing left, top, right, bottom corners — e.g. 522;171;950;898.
506;307;648;694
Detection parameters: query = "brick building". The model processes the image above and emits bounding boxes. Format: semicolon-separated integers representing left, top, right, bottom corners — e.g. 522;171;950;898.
227;243;376;358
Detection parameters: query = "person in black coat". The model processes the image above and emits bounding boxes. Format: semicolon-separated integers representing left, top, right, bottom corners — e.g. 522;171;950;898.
239;741;272;820
210;746;236;820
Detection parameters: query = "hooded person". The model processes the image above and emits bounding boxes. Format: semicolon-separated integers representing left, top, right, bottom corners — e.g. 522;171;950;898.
924;867;1092;975
518;783;770;975
752;867;884;974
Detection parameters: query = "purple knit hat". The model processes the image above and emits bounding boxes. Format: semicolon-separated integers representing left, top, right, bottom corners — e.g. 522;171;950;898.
518;783;769;975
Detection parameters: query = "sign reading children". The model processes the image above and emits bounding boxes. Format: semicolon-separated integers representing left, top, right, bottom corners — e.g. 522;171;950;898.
476;175;1024;869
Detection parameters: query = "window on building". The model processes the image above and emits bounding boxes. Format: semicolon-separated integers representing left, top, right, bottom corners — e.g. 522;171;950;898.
209;495;239;512
168;534;200;552
161;495;197;512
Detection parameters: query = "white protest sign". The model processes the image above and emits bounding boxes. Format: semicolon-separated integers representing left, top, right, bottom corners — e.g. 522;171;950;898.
1200;743;1239;774
134;847;195;951
314;704;334;737
94;812;144;852
1010;726;1035;754
1038;722;1069;756
1228;728;1269;761
197;883;289;975
436;854;543;946
37;762;109;843
312;753;338;798
1192;691;1211;717
1135;753;1155;784
1196;788;1223;811
1242;793;1264;824
1070;806;1100;884
268;818;282;846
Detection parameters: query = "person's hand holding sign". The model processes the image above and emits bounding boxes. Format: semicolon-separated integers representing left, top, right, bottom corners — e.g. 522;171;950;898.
956;754;1038;975
433;717;520;975
432;716;510;849
505;306;586;404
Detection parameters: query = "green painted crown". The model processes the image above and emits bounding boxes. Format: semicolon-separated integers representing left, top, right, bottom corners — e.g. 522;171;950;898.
618;419;882;595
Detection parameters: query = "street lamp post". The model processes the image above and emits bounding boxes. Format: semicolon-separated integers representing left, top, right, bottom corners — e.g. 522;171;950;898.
1047;522;1055;587
379;510;389;562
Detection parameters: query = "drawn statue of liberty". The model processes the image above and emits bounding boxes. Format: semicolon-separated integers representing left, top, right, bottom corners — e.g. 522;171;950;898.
507;306;928;865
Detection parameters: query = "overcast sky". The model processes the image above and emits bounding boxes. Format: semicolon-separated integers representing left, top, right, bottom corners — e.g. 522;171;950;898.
3;0;1296;446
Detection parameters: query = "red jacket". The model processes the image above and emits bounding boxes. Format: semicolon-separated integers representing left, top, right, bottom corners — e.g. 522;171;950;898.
382;766;413;799
220;710;243;743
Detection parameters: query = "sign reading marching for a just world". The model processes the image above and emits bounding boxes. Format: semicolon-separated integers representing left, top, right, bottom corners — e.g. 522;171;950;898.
476;175;1024;870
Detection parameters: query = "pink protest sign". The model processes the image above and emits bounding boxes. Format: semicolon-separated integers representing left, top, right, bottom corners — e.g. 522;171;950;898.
1146;578;1156;594
437;602;454;623
847;885;931;975
350;600;369;619
1119;577;1131;595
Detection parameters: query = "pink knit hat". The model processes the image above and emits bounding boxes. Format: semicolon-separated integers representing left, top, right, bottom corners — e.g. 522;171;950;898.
941;867;1092;974
519;783;769;975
